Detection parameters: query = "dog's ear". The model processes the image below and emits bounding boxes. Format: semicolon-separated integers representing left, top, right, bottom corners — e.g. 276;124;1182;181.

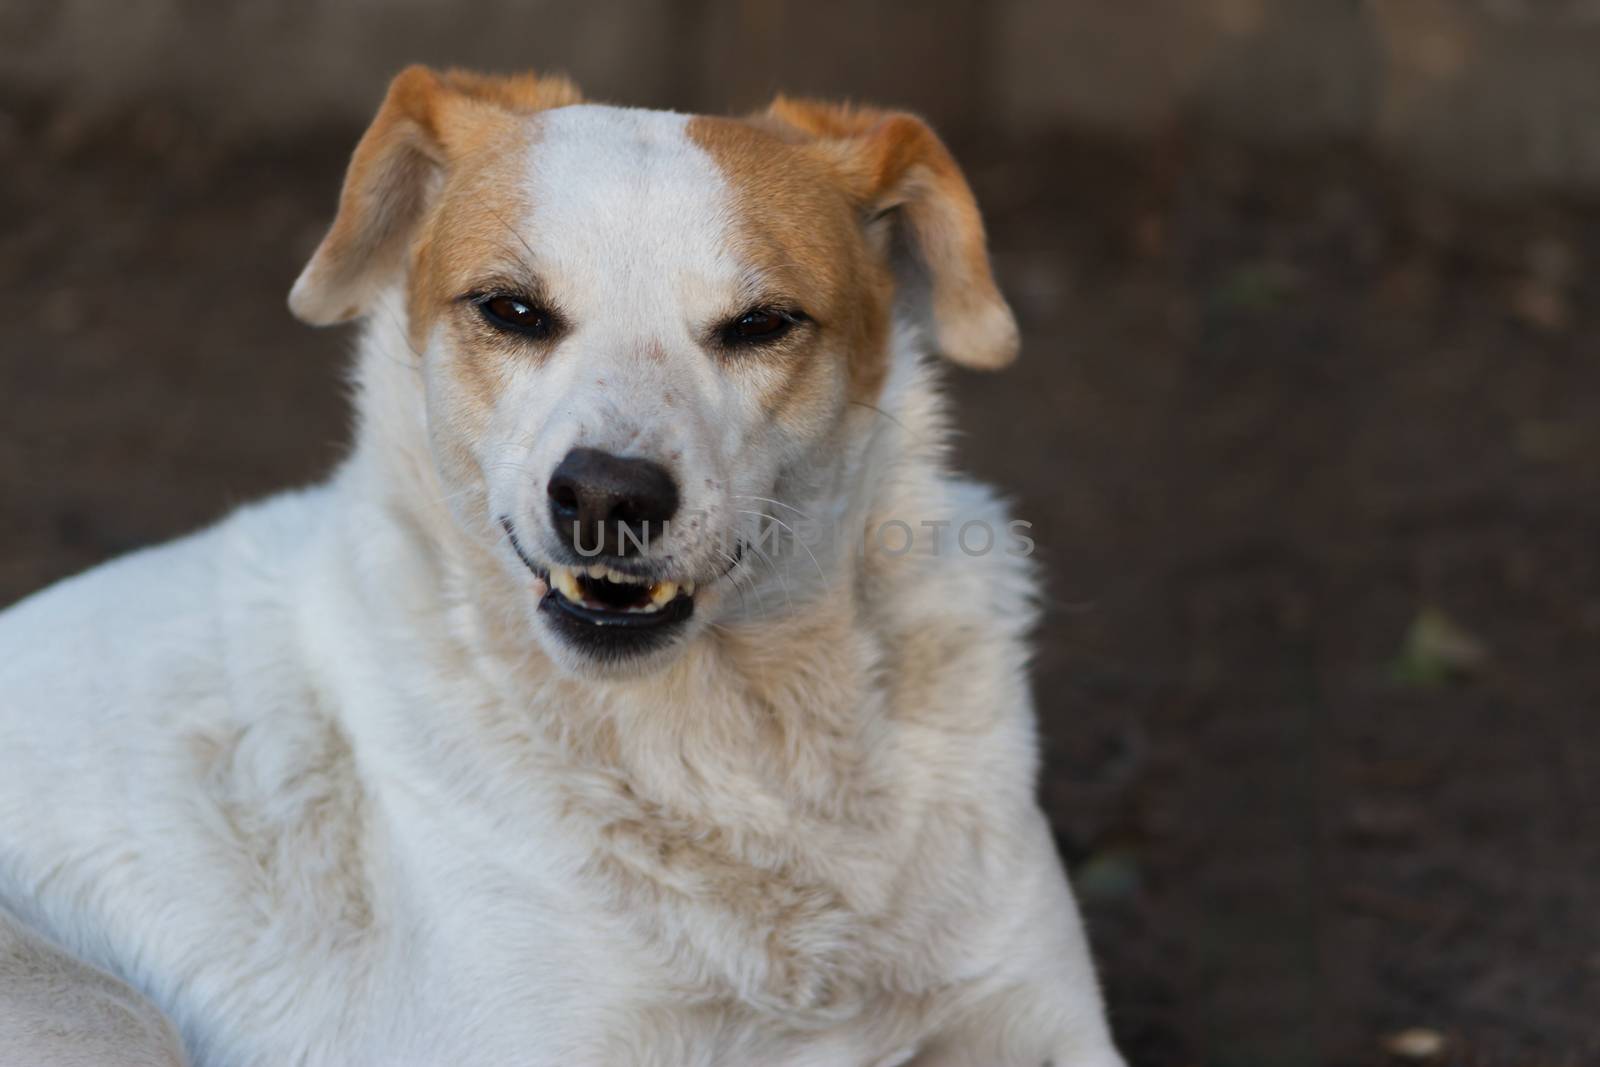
289;65;581;326
765;98;1017;370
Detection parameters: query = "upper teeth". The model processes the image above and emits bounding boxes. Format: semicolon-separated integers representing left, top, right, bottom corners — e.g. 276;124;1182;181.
547;563;695;612
551;567;585;603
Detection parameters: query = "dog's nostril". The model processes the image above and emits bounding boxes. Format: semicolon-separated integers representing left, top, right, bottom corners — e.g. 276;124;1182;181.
548;479;580;513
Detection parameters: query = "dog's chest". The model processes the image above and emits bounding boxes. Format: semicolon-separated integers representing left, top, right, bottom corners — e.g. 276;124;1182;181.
418;743;905;1005
151;794;908;1067
298;796;921;1067
137;603;933;1063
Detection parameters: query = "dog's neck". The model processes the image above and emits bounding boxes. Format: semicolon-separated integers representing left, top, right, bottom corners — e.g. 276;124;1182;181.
320;291;955;810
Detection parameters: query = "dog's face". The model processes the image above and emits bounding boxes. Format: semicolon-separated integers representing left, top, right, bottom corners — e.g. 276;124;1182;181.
290;67;1015;676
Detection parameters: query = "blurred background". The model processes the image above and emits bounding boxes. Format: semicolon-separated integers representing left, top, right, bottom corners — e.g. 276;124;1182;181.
2;1;1597;1064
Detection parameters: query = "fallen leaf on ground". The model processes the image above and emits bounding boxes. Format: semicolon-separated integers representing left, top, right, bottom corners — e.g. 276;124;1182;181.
1391;607;1489;685
1511;277;1571;334
1073;851;1142;901
1382;1027;1446;1060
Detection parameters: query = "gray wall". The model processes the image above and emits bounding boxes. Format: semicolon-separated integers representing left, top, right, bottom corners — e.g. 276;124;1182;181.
5;0;1600;190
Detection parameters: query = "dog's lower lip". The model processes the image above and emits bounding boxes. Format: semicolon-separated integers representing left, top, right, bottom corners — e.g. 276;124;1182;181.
531;558;698;646
539;586;694;630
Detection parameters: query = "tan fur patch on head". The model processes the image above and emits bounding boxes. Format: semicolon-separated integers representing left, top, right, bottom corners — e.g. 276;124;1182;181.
288;65;580;328
404;127;541;361
762;98;1018;372
689;116;895;408
429;68;583;120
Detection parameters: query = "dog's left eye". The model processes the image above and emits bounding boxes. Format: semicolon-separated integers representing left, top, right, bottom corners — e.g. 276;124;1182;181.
724;308;801;346
477;295;552;338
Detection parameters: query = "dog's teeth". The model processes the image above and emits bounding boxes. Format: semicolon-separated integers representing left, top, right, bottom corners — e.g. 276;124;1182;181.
552;566;584;602
550;562;695;609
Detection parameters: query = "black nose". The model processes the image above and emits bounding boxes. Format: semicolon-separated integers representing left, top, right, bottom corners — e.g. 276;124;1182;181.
547;448;680;557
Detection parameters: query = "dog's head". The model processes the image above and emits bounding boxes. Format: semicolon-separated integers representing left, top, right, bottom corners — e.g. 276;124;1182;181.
290;66;1015;676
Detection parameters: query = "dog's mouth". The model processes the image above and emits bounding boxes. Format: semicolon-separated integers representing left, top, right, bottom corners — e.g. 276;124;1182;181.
502;517;741;661
542;563;696;628
533;561;696;661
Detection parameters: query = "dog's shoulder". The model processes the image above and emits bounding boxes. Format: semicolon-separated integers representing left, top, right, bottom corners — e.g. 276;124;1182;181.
0;485;380;1038
857;363;1042;741
0;484;332;731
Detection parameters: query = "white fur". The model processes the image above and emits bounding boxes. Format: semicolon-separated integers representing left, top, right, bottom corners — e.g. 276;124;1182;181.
0;105;1124;1066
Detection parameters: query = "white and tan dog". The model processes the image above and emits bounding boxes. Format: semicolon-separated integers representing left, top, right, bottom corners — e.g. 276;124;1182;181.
0;68;1124;1067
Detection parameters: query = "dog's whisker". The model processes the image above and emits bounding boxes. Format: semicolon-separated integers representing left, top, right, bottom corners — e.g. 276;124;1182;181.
740;533;793;616
714;544;748;591
847;398;913;435
481;204;543;273
715;543;770;622
734;509;827;586
733;494;818;524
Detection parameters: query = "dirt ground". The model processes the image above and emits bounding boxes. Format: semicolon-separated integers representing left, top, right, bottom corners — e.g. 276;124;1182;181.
1;98;1597;1066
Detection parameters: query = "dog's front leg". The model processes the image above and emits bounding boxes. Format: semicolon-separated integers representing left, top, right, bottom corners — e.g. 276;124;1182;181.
0;903;189;1067
911;816;1125;1067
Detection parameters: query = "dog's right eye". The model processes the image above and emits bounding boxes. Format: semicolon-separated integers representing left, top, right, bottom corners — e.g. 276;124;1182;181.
476;294;552;338
719;306;806;349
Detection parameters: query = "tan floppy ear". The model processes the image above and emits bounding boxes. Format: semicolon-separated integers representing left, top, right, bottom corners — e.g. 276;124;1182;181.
766;98;1018;370
289;65;581;326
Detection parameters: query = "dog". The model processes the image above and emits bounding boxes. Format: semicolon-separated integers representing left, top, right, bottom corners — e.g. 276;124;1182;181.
0;67;1125;1067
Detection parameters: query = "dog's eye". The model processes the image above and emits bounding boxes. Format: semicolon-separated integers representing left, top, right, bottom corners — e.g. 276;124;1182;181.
477;294;551;337
724;308;801;346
